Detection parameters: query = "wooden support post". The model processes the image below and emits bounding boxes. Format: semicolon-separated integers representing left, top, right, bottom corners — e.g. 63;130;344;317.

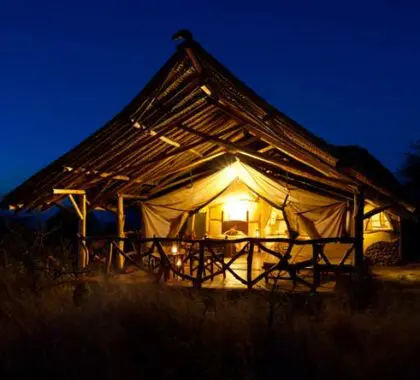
78;194;88;268
353;187;365;277
116;194;125;270
247;242;254;289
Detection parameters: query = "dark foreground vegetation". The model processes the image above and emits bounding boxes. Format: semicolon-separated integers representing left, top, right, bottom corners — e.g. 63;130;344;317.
1;263;420;380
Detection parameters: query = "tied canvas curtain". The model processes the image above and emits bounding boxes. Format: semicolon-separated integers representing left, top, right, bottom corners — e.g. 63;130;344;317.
259;200;272;236
140;166;236;237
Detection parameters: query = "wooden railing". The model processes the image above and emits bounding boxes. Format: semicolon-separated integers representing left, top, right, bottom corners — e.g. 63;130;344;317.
84;235;356;292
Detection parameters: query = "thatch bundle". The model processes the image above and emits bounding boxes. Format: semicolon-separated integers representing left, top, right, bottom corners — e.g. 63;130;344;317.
365;240;400;266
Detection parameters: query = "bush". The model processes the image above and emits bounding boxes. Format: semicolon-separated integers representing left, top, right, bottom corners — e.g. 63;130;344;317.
1;268;420;380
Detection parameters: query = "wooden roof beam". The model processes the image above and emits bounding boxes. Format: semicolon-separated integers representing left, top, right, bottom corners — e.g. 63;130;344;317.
116;151;226;196
63;166;153;185
53;189;86;195
175;123;354;192
132;120;203;157
363;204;392;220
118;193;148;200
114;123;242;191
258;145;275;153
146;169;215;198
200;86;344;179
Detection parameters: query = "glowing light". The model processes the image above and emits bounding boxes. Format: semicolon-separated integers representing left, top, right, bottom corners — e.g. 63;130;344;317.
171;244;178;254
200;85;212;96
176;258;182;267
224;196;249;221
225;164;238;181
255;229;260;238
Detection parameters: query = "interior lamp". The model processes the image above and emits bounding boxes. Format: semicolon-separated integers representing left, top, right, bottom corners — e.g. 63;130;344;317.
171;244;178;255
224;196;248;221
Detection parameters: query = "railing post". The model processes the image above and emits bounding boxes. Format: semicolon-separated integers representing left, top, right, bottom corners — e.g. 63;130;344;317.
155;238;169;282
247;241;254;289
311;244;321;293
196;240;205;288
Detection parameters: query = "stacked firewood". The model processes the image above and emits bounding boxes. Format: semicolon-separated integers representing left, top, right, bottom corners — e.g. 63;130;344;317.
365;240;400;266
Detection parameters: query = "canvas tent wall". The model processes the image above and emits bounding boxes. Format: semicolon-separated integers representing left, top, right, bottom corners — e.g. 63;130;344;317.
140;161;348;240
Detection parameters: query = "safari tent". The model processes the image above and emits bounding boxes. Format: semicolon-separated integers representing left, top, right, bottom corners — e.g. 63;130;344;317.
2;31;414;290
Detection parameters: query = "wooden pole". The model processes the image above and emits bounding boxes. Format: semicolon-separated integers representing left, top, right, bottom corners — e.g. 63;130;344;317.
353;187;365;276
247;242;254;289
116;194;125;270
78;194;88;268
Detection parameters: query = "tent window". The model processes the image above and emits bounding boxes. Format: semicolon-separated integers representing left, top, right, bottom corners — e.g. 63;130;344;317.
365;212;392;231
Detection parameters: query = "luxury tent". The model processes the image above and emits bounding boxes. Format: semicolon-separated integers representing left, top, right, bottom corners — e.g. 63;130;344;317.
2;30;414;290
142;160;347;239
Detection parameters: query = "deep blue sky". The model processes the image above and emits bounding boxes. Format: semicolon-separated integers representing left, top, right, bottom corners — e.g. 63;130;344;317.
1;0;419;194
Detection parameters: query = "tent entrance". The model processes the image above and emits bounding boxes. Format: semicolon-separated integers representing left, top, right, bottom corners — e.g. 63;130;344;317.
182;179;285;240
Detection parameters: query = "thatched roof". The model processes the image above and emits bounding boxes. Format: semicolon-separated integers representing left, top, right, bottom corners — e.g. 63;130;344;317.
2;31;413;216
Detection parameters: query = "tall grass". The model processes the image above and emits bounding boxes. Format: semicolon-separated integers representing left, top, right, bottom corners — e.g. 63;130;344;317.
1;265;420;380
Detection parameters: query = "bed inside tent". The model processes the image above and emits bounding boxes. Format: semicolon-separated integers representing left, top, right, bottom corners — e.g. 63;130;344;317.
140;161;354;266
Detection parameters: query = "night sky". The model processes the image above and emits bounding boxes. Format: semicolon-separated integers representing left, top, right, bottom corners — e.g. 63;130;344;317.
1;0;420;194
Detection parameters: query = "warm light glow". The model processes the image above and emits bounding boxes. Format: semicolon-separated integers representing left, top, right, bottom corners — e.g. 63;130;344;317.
368;212;391;230
370;213;382;229
176;258;182;267
224;196;249;221
255;229;260;238
225;164;238;181
171;244;178;254
200;85;212;96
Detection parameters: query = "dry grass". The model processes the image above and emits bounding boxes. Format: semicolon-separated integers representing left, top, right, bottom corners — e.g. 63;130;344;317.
1;265;420;380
